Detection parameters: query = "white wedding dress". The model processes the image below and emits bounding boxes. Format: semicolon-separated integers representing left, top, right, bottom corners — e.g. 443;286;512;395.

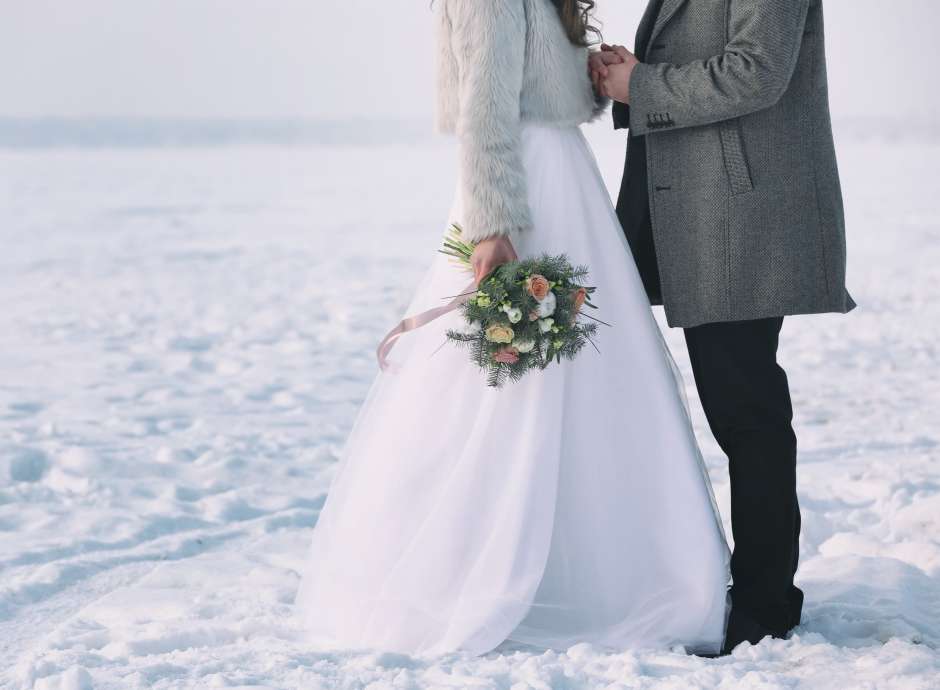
296;124;731;656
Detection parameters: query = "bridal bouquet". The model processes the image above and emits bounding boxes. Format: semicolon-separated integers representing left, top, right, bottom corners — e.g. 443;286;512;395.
440;224;603;388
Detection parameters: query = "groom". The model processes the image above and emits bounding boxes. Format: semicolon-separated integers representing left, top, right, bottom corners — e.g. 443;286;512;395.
590;0;854;653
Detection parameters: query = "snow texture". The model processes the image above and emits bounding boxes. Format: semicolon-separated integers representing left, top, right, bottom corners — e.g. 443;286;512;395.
0;124;938;689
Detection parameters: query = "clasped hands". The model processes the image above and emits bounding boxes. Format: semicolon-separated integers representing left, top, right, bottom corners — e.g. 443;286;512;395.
589;43;640;104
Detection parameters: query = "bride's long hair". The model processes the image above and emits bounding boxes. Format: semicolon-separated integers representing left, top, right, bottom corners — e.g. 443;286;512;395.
554;0;601;47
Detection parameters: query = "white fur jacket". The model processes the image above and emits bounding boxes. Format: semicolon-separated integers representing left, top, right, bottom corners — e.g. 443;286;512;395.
437;0;607;243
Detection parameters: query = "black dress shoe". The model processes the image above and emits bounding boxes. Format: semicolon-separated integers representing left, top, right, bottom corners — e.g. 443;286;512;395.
721;606;775;655
690;649;723;659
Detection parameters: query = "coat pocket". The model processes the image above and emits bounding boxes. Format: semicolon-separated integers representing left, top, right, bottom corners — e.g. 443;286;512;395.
718;120;754;196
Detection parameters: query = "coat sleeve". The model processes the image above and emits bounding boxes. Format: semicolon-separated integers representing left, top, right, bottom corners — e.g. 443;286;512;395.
449;0;531;243
628;0;811;136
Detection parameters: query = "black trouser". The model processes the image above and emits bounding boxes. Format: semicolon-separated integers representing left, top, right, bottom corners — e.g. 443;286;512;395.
684;317;803;637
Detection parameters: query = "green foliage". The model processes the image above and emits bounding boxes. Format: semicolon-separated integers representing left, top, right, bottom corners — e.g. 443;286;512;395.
441;224;603;389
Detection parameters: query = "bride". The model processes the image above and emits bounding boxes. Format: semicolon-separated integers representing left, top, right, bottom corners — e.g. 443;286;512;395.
296;0;730;656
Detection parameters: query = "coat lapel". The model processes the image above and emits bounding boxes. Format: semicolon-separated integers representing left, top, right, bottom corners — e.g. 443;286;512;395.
633;1;661;57
647;0;689;50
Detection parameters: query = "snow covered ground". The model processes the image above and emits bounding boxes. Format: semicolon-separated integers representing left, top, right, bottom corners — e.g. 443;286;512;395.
1;122;938;689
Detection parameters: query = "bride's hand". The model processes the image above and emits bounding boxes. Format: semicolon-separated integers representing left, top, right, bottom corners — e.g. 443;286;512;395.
471;235;518;285
589;44;624;90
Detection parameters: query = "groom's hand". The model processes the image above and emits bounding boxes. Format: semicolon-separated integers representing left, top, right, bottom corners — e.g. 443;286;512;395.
471;236;518;285
600;45;640;104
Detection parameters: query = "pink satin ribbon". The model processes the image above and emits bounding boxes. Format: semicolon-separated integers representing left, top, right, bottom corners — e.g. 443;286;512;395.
376;281;477;371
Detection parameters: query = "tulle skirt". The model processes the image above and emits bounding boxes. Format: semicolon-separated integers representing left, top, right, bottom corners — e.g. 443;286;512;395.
295;124;730;655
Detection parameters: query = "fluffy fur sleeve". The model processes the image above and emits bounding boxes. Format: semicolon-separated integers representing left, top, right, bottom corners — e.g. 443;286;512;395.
589;53;611;120
448;0;532;243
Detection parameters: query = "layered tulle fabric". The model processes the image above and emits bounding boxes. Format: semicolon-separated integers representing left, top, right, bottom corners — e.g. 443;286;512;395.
295;125;730;655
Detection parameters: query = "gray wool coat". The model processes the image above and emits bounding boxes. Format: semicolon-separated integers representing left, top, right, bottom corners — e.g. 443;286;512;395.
615;0;856;327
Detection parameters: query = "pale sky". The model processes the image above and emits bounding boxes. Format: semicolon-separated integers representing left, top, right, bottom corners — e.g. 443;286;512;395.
0;0;937;121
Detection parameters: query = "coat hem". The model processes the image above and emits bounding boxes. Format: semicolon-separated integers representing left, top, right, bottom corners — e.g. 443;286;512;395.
660;295;857;329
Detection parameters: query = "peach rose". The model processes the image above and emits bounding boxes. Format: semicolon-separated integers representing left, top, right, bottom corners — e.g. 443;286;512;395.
525;274;551;300
484;324;515;344
493;347;520;365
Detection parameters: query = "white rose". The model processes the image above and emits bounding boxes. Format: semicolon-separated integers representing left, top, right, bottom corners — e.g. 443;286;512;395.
538;318;554;334
536;291;557;318
513;339;536;353
506;307;523;324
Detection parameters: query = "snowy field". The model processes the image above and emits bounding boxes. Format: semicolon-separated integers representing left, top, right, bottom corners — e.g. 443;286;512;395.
1;121;939;689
